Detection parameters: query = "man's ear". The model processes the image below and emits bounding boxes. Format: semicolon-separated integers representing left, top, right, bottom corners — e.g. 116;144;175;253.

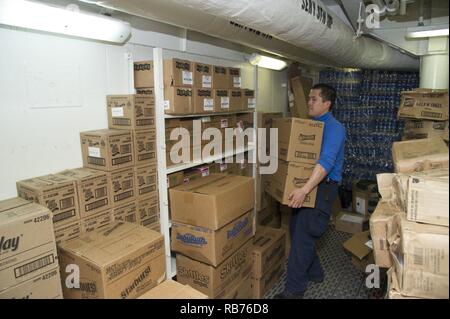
324;100;332;110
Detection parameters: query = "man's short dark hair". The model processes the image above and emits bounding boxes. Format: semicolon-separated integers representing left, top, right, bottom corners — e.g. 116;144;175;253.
312;83;336;109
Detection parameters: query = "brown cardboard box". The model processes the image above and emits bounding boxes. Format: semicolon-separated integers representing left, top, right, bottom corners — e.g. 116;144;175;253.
167;171;184;188
389;214;449;299
405;173;449;226
107;94;155;131
335;212;368;234
112;201;138;224
256;201;280;228
57;168;111;218
242;89;256;110
402;120;449;140
58;222;165;299
0;266;63;299
273;118;324;165
80;129;134;172
140;213;160;230
0;199;58;291
212;65;229;89
391;137;449;173
236;112;255;130
164;86;193;114
134;165;157;200
369;201;402;269
220;272;252;299
352;180;380;217
182;169;203;184
172;210;253;266
214;89;230;112
228;67;241;89
265;159;316;207
290;76;312;119
279;205;292;229
170;174;254;230
17;175;80;226
255;172;270;211
386;268;420;299
351;252;375;272
109;167;135;206
136;87;155;95
80;209;113;234
193;88;215;114
252;226;286;279
229;89;243;111
137;195;159;223
54;220;81;245
163;58;193;87
133;129;157;167
251;259;285;299
138;280;209;299
343;231;372;261
134;61;154;88
193;62;212;89
176;239;253;298
398;89;449;121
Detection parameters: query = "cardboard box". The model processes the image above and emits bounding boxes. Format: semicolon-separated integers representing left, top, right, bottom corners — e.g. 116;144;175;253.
352;180;380;217
392;137;449;173
58;222;165;299
176;239;253;298
80;209;113;234
279;205;292;229
172;210;254;266
386;268;420;299
351;252;375;272
389;214;449;299
228;67;241;89
133;129;157;167
57;168;111;218
220;272;252;299
140;214;160;230
134;61;154;88
164;86;193;114
265;159;316;207
54;220;81;245
273;118;324;165
107;94;155;131
193;88;215;114
369;201;402;268
80;129;134;172
252;226;286;279
236;112;254;131
256;201;280;228
16;175;80;226
135;87;155;95
170;174;254;230
242;89;256;110
137;195;159;223
0;199;58;290
163;58;193;87
212;65;229;89
112;201;138;225
0;267;63;299
109;167;135;206
138;279;208;299
402;120;449;140
343;231;372;264
214;89;230;112
134;165;157;200
167;171;184;188
335;212;368;234
251;259;285;299
290;76;312;119
193;62;212;89
398;89;449;121
229;89;243;111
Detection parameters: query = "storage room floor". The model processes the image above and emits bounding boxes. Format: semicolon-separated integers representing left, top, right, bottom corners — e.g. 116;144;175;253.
265;225;388;299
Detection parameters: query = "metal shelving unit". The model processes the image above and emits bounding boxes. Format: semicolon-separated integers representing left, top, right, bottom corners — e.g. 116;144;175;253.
153;47;258;279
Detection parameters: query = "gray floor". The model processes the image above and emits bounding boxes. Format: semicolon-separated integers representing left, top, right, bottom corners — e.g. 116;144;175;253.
264;226;387;299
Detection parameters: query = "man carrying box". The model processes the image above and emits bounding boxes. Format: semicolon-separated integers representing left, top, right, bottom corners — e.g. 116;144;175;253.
276;84;346;299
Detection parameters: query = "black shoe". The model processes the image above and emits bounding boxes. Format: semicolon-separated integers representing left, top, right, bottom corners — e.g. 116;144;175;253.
274;290;304;299
309;276;324;284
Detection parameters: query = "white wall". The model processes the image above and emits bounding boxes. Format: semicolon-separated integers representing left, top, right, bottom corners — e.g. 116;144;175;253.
0;13;288;199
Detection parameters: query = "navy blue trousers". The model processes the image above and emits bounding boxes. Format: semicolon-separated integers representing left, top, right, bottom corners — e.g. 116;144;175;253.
286;181;339;294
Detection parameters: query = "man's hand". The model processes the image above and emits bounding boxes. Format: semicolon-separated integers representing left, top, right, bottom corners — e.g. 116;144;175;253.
288;187;308;208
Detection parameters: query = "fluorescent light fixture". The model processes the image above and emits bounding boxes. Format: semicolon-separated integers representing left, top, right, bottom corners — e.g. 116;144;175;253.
406;25;449;39
248;53;287;70
0;0;131;43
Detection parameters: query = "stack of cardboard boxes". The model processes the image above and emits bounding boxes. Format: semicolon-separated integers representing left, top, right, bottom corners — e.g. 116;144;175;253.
0;198;62;298
170;174;255;298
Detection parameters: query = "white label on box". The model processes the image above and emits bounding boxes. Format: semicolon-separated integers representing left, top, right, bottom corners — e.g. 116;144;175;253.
164;100;170;110
111;107;124;117
221;119;229;128
182;71;193;85
233;76;241;88
199;167;210;177
201;116;211;123
220;163;228;171
88;147;101;158
221;97;230;109
204;99;214;111
202;75;212;88
248;98;256;109
355;197;366;215
340;214;364;224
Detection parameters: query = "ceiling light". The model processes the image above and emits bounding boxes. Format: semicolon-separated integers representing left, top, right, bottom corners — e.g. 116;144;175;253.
0;0;131;43
406;25;449;39
248;53;287;70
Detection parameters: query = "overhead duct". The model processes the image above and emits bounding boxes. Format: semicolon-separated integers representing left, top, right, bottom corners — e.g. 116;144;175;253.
81;0;419;70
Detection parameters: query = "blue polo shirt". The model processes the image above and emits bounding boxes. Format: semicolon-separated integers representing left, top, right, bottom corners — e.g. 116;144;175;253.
314;112;346;183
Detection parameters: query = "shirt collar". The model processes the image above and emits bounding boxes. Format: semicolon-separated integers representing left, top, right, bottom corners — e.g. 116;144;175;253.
313;112;332;122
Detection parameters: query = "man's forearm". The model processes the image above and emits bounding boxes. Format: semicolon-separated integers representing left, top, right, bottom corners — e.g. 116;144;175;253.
302;164;328;194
